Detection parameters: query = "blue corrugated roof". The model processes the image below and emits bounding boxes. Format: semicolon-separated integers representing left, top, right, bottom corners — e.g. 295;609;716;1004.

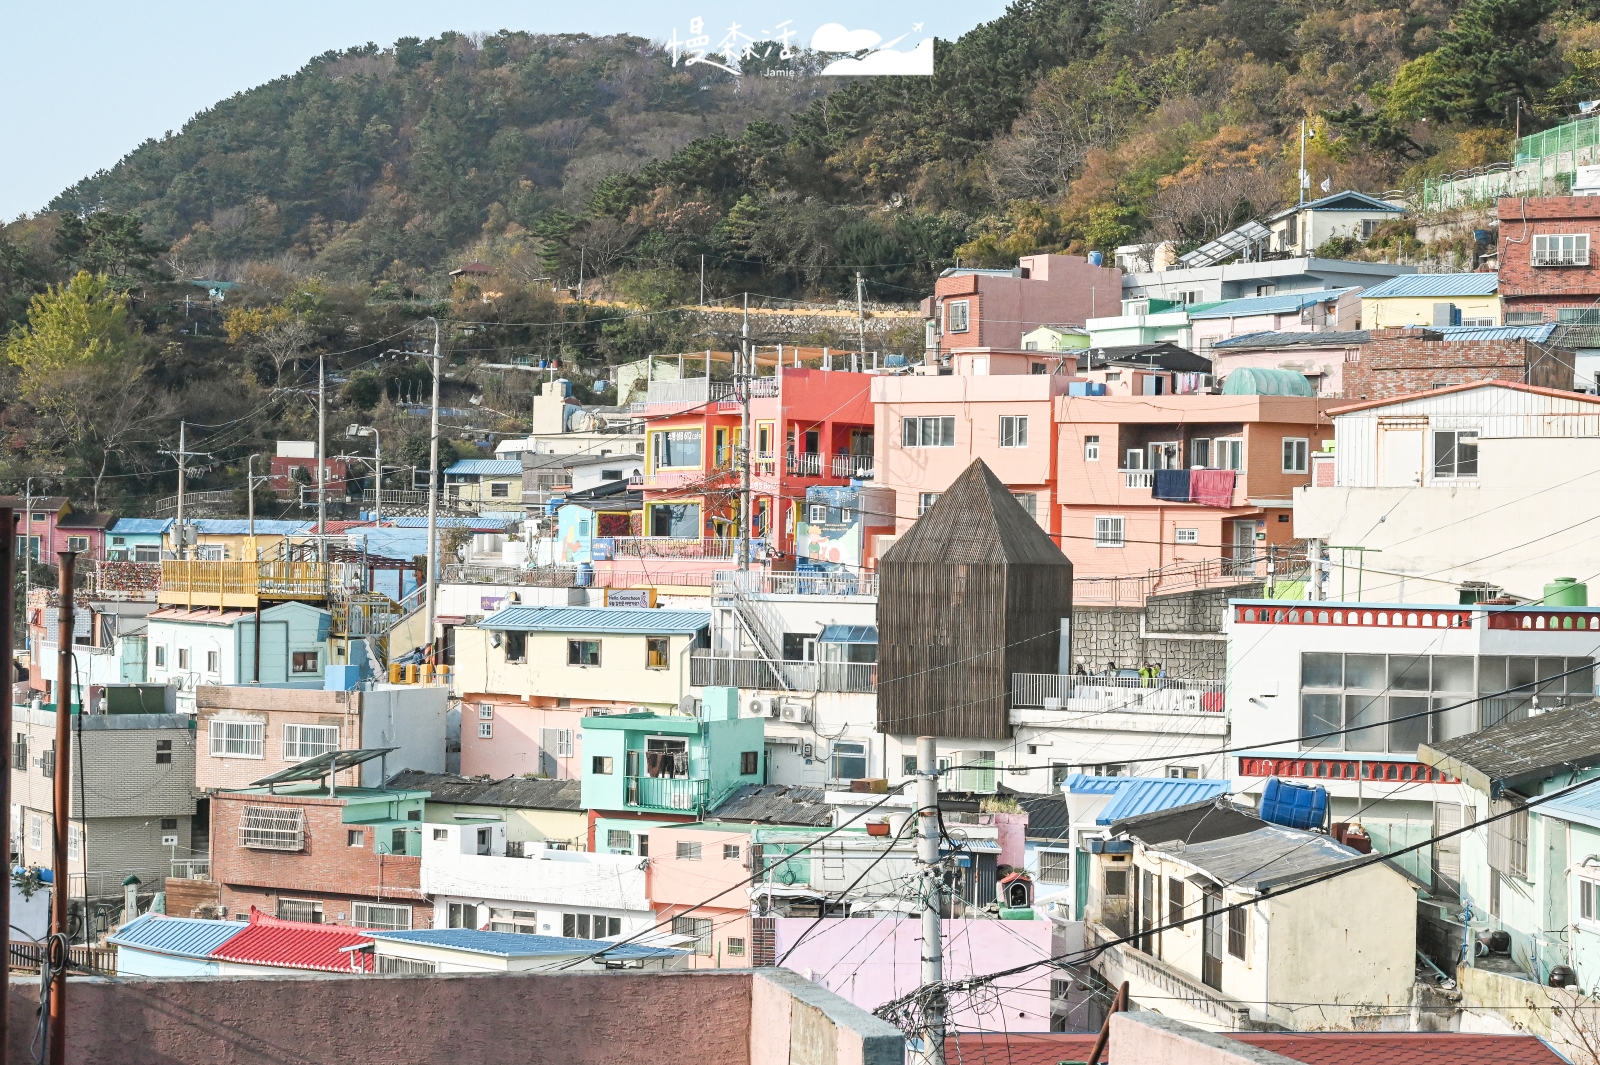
479;606;711;635
1529;781;1600;830
1096;778;1231;825
192;519;314;535
1431;323;1557;342
108;913;246;958
384;516;517;531
110;518;173;534
367;928;684;958
445;459;523;476
1360;273;1499;299
1064;774;1130;795
1188;288;1358;320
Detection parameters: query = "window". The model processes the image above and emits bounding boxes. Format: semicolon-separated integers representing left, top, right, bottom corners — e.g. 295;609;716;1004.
1227;905;1247;958
1168;878;1186;925
505;632;527;661
1490;797;1529;880
1123;448;1144;470
377;956;436;974
40;744;54;778
947;299;970;333
209;720;264;759
348;829;365;847
478;722;493;739
353;903;412;930
677;841;703;860
1038;851;1070;884
901;416;956;448
195;545;224;561
391;828;409;854
66;536;89;553
808;504;827;524
67;823;80;861
1282;438;1309;474
490;481;510;498
541;728;574;759
1582;877;1600;924
1212;438;1243;471
757;423;774;457
28;813;42;851
646;637;670;670
274;898;322;924
726;937;746;956
161;817;178;831
651;429;703;469
918;493;941;515
1084;435;1100;461
177;648;189;670
724;844;742;860
565;913;622;938
972;356;989;376
241;806;305;851
1508;311;1549;325
831;742;868;780
568;639;601;666
479;703;493;719
11;734;24;772
1011;493;1038;520
1533;233;1590;266
1433;430;1479;479
134;545;160;563
637;834;649;857
649;502;701;538
1167;766;1199;778
593;756;614;775
741;751;760;775
283;724;339;761
1094;516;1125;548
291;651;319;674
999;416;1029;448
432;828;448;841
673;915;714;955
1175;528;1199;544
153;645;166;668
607;829;632;851
206;650;219;674
155;739;172;765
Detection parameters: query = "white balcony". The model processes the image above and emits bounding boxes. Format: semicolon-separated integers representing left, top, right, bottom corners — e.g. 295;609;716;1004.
1121;469;1154;489
420;826;650;914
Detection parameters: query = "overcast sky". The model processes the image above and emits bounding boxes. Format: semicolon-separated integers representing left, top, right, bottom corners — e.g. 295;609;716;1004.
2;1;1011;221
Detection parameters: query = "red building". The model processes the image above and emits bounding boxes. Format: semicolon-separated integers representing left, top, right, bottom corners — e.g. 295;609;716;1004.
922;253;1123;364
0;496;115;562
1497;196;1600;323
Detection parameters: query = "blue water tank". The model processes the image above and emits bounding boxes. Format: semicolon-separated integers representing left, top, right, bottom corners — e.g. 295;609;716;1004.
884;353;908;368
1258;777;1328;831
1087;251;1105;267
575;563;593;587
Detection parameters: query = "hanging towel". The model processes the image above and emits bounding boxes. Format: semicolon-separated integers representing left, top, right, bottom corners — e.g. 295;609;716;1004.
1189;469;1237;507
1153;469;1192;501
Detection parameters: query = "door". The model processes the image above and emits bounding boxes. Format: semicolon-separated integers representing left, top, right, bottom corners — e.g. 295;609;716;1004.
1227;521;1257;577
1378;425;1425;487
1202;888;1224;990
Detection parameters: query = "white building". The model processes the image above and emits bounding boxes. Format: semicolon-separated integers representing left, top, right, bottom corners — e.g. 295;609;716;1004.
421;820;654;940
1296;381;1600;603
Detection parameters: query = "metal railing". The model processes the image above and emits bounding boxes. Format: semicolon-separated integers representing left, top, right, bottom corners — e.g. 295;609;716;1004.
787;453;825;477
624;775;707;812
714;570;878;597
1121;469;1154;489
8;941;115;975
691;652;877;693
1071;554;1272;606
611;537;768;560
149;489;240;518
158;559;331;603
1012;674;1226;713
831;454;874;479
334;593;405;638
171;857;211;880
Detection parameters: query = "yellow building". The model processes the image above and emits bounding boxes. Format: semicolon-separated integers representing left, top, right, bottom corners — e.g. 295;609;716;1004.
1360;273;1500;329
168;519;316;561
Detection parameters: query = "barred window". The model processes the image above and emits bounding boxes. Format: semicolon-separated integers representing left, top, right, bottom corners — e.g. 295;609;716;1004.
1489;797;1529;880
210;719;264;759
283;724;338;761
673;915;713;955
376;955;436;973
1038;851;1070;884
353;902;412;930
240;806;305;851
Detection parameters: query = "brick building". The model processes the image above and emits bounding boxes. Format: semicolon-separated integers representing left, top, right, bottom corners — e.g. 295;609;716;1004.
1341;327;1573;401
922;254;1123;364
209;774;430;930
1497;195;1600;323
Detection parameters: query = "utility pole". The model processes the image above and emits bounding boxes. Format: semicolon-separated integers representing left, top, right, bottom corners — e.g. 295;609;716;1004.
50;550;76;1065
175;422;187;559
739;292;751;572
700;254;706;306
317;352;327;560
382;317;442;657
0;506;14;1058
23;477;32;643
856;271;868;369
916;736;945;1065
577;247;585;301
246;454;261;540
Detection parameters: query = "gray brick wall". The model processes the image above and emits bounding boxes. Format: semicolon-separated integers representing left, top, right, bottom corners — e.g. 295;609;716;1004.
1069;583;1262;682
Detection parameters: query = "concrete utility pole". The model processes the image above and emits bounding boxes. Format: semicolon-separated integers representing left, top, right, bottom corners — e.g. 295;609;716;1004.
916;736;946;1065
22;478;32;640
246;454;261;540
700;254;706;306
50;550;76;1065
856;272;868;368
317;353;327;560
422;320;443;651
175;422;187;560
740;293;751;572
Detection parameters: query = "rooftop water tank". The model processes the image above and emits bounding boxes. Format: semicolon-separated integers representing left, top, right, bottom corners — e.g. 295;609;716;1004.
1545;578;1588;606
1087;251;1105;267
1258;777;1328;831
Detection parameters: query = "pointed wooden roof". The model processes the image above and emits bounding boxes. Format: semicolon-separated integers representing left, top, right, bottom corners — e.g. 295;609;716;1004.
882;460;1071;567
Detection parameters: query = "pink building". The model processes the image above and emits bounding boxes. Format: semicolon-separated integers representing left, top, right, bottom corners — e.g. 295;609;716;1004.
0;496;115;562
648;822;755;969
923;255;1123;364
457;695;594;780
1187;288;1361;355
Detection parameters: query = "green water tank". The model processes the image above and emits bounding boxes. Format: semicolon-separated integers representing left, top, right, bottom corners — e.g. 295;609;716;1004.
1545;578;1589;607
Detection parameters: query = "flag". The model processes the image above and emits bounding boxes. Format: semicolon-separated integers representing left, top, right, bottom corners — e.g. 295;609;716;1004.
1582;101;1600;114
1320;178;1332;193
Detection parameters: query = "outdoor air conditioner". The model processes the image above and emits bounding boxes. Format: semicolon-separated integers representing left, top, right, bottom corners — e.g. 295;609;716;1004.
781;704;812;724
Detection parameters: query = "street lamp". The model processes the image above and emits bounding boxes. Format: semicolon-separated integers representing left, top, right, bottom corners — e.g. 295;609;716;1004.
346;425;382;526
383;316;442;656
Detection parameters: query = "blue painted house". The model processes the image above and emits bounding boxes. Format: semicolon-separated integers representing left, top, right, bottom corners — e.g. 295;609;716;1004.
107;518;172;562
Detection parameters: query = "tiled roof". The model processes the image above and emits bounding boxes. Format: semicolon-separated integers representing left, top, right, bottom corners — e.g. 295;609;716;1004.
384;770;583;811
109;518;174;534
108;913;246;959
478;606;711;635
1359;273;1499;299
368;928;684;959
1017;793;1068;840
1187;287;1358;320
207;909;373;972
1065;774;1131;795
1096;778;1231;824
946;1034;1100;1065
1233;1032;1569;1064
445;459;523;476
711;784;833;826
147;607;254;625
1419;701;1600;795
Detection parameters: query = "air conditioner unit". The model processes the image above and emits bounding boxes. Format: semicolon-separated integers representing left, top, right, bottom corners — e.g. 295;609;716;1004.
780;704;812;724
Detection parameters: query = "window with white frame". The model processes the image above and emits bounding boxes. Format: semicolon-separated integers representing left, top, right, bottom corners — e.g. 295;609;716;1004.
154;645;166;668
831;741;868;779
808;504;827;523
607;829;633;852
677;840;702;860
478;721;493;738
177;648;189;670
240;806;305;851
209;720;264;759
1282;438;1309;474
377;956;436;974
1533;233;1590;266
901;416;956;448
1212;438;1243;471
66;536;88;553
1175;528;1199;544
1434;430;1479;479
283;724;339;761
28;813;42;851
353;902;412;930
947;300;970;333
918;493;942;515
67;823;80;861
478;703;494;719
672;915;714;955
999;416;1029;448
1084;435;1099;461
1579;873;1600;923
206;650;219;674
1038;851;1070;884
1123;448;1144;470
1095;516;1125;548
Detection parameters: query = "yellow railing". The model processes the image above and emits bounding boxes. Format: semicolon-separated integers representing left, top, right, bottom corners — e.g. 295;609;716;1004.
158;560;331;607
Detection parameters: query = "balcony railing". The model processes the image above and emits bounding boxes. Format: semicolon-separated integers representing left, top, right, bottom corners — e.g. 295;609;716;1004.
831;454;874;480
611;537;768;560
691;652;877;693
171;856;211;880
715;570;879;597
1012;674;1226;713
625;775;707;812
1121;469;1154;489
158;559;330;606
787;453;825;477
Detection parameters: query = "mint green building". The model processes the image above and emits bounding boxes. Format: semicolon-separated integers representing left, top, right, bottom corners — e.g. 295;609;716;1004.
580;687;765;825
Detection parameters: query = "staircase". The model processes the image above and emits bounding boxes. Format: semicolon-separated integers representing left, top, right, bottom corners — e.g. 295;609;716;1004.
719;572;792;691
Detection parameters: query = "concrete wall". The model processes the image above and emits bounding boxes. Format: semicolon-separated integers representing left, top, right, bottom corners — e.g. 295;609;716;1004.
1109;1012;1303;1063
1341;331;1574;401
1069;584;1253;682
5;968;903;1065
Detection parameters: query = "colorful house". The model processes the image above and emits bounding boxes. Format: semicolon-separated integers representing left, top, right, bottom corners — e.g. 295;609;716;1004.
107;518;172;562
444;459;524;507
109;911;377;976
1359;273;1501;329
146;600;333;711
0;496;114;561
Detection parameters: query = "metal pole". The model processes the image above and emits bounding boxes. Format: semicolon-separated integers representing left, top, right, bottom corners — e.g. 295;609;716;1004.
740;294;751;572
856;272;868;366
23;478;31;647
700;254;705;306
424;318;442;656
374;429;382;527
318;352;327;561
916;736;945;1065
0;506;13;1056
175;421;186;560
50;550;76;1065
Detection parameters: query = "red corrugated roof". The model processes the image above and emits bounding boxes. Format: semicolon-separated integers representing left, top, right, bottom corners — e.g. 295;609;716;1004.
948;1034;1100;1065
949;1031;1568;1064
207;908;374;973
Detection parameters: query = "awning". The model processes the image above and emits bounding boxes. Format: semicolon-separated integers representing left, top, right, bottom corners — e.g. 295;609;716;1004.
818;624;877;644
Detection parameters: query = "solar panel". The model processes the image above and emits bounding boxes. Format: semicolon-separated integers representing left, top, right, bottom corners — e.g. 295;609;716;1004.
250;748;398;787
1176;221;1273;268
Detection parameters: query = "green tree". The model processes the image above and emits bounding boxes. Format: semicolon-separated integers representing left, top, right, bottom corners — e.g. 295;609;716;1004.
1384;0;1557;125
53;212;168;289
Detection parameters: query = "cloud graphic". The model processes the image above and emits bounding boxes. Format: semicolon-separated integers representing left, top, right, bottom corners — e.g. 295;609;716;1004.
821;36;934;76
810;23;883;52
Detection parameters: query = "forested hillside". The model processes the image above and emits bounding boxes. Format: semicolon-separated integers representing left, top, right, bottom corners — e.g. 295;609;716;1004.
0;0;1590;509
